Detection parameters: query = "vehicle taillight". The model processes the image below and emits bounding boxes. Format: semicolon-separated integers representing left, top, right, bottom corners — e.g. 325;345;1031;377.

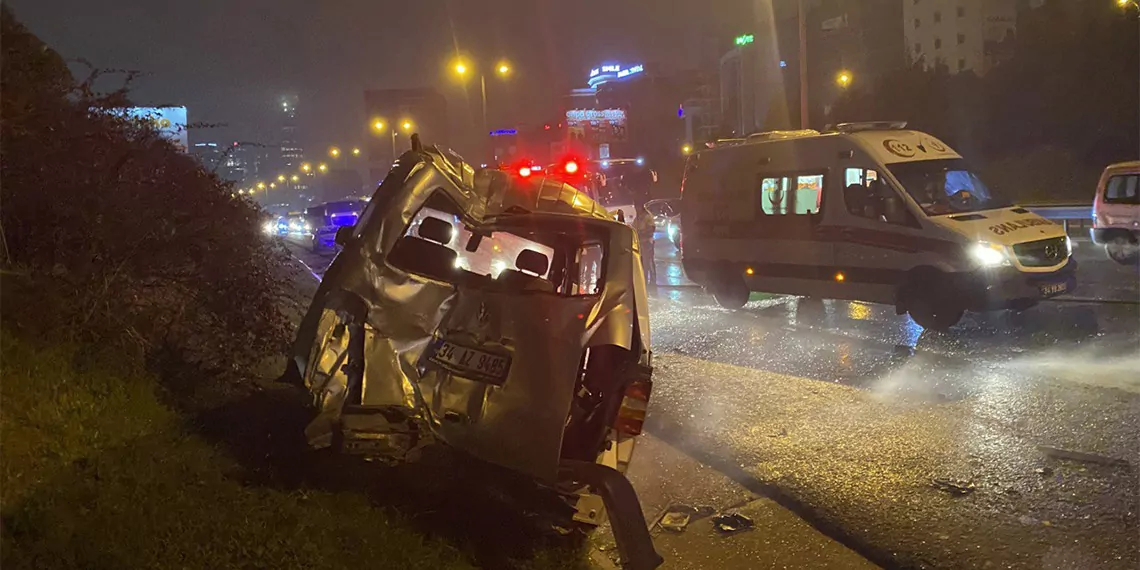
613;363;653;436
518;166;532;178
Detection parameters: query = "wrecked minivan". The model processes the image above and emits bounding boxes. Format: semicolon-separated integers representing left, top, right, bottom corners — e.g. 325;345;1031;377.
283;137;662;570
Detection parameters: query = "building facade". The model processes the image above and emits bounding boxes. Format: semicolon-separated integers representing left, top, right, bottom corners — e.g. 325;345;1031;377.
903;0;1017;74
279;95;304;169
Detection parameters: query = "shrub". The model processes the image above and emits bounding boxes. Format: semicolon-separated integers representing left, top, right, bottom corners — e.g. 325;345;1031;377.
0;6;290;376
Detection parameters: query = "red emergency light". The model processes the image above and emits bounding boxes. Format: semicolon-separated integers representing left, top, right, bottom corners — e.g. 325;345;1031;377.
518;166;532;178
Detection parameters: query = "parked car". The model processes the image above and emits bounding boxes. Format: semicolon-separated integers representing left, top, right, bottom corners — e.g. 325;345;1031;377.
1090;160;1140;265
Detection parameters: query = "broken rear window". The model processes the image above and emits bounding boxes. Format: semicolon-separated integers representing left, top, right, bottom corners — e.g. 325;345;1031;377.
392;206;606;296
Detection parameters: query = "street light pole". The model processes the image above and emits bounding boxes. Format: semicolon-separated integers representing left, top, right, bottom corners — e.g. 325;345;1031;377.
480;73;489;141
798;0;809;129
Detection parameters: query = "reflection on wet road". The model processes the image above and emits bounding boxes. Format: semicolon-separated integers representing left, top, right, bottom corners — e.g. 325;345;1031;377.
287;235;1140;568
644;240;1139;568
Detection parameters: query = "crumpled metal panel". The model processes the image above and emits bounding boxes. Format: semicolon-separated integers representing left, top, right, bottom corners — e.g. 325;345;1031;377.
291;147;652;481
420;289;600;482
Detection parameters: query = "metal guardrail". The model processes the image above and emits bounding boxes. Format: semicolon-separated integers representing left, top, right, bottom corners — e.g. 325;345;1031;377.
1023;203;1093;235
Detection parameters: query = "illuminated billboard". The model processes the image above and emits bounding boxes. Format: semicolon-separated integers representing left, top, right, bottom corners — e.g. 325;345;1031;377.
119;106;189;151
586;63;644;88
565;108;627;144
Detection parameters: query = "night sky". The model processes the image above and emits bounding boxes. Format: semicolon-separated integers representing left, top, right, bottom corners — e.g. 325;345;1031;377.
8;0;757;158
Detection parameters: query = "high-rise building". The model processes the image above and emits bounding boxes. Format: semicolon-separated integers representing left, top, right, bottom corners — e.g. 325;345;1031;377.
362;88;448;185
720;33;783;137
904;0;1017;75
191;142;223;172
279;95;304;169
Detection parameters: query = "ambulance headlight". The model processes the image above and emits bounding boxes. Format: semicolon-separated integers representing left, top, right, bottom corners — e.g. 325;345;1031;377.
969;242;1010;267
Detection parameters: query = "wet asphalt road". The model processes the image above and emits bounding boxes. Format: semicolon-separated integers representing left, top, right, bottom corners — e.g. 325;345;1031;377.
286;235;1139;569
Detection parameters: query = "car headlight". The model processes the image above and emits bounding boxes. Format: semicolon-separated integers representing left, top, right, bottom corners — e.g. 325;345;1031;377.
969;242;1010;267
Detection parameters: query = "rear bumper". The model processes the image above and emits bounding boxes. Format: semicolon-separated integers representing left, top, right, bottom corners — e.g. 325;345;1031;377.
960;258;1077;310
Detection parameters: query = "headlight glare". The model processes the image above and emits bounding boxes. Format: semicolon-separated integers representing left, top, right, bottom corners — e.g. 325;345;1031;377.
969;242;1009;267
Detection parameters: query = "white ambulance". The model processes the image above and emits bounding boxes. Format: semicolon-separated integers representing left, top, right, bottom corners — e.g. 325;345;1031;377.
679;122;1076;330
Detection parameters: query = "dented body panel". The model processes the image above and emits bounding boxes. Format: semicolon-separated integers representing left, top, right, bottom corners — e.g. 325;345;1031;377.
286;143;660;568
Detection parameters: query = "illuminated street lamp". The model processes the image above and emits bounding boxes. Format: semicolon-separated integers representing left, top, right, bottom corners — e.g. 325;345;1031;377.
256;181;266;190
269;182;276;189
329;146;341;158
352;147;361;156
449;57;513;152
682;144;693;155
301;162;312;173
276;174;286;183
317;163;328;173
836;69;853;89
371;118;386;132
291;174;300;183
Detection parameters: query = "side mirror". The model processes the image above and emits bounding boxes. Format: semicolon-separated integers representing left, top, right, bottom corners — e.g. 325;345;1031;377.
334;225;353;246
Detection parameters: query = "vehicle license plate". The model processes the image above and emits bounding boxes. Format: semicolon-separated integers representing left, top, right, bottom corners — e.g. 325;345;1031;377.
428;340;511;384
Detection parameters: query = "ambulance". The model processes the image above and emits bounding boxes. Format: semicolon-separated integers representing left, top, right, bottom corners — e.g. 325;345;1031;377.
679;122;1076;330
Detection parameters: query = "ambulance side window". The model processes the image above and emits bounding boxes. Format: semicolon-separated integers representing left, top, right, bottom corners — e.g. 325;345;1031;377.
758;173;824;216
843;167;887;221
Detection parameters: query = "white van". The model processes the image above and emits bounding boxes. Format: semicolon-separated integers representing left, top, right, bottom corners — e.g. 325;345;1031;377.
1090;160;1139;265
679;122;1076;330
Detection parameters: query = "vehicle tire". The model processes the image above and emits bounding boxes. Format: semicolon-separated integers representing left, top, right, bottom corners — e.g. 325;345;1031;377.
904;279;964;331
712;273;749;310
1105;235;1139;265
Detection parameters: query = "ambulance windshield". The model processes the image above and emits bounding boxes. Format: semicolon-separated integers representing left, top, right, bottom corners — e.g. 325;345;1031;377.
889;158;1011;216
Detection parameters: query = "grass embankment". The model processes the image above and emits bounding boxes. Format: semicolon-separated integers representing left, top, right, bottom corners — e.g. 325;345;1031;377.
0;330;475;570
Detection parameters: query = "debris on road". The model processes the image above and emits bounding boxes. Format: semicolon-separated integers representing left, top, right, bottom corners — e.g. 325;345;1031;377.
1035;466;1054;477
930;478;976;496
711;512;754;535
657;504;715;533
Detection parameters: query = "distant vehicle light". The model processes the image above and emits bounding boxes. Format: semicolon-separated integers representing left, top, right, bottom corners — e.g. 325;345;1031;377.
635;157;645;166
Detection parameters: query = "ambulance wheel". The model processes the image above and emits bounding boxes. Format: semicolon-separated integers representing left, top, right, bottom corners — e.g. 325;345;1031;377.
904;281;963;331
1105;236;1139;265
712;274;749;310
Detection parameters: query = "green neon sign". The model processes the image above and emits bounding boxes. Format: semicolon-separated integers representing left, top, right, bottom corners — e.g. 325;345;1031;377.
735;34;754;46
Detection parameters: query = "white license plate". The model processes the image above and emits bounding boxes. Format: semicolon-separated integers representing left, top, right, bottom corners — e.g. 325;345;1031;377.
429;340;511;384
1039;281;1068;296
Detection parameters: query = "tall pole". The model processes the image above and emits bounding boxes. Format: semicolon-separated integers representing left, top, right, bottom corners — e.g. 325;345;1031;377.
480;73;489;160
798;0;809;129
391;131;397;164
